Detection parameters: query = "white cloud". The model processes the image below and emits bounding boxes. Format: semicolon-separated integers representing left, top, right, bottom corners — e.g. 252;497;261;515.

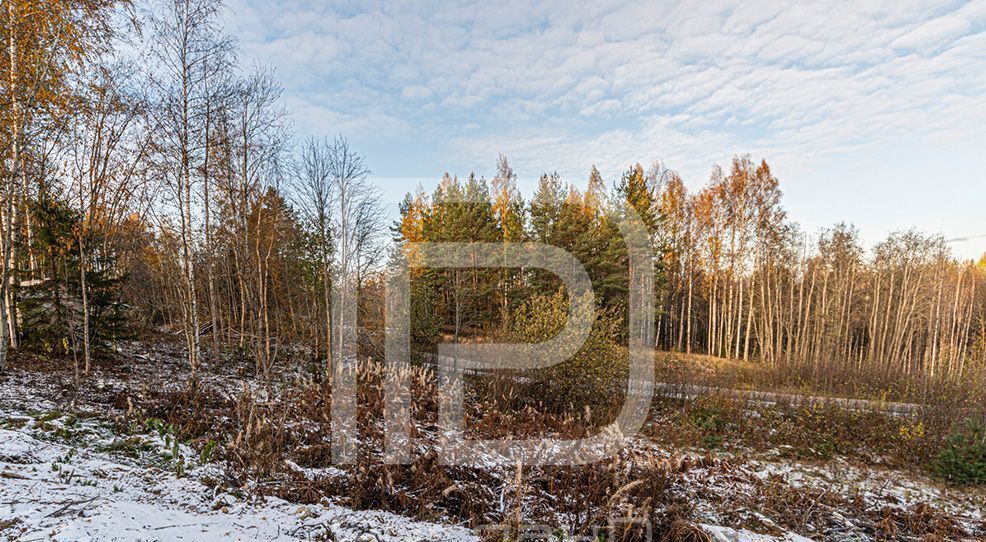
400;85;432;101
891;15;971;50
222;0;986;256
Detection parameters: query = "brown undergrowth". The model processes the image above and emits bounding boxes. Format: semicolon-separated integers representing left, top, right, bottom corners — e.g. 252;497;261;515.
209;361;979;540
4;345;982;541
214;362;698;540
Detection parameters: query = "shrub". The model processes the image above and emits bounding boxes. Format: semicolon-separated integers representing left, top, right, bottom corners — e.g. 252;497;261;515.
506;291;627;416
933;418;986;484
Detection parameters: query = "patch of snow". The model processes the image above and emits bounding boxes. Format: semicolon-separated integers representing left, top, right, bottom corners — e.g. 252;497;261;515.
748;457;984;531
702;524;815;542
284;459;346;480
0;427;477;541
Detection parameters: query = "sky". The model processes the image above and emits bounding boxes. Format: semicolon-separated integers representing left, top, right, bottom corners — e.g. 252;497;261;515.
222;0;986;260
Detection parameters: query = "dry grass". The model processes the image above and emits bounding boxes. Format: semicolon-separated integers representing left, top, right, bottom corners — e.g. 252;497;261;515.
206;360;980;540
3;343;983;541
656;350;986;412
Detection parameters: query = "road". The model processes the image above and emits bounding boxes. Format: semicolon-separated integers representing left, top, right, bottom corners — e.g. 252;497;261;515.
421;353;928;415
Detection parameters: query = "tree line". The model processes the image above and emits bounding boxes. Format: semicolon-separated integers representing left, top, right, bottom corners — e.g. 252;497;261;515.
654;157;986;383
394;157;986;385
2;0;984;389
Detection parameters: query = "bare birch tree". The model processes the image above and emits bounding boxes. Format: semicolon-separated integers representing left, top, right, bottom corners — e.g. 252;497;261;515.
324;135;383;463
294;137;335;371
68;63;147;377
146;0;229;382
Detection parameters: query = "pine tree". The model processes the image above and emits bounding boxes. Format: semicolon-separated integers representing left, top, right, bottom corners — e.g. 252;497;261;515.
393;189;440;356
19;191;129;358
529;172;564;244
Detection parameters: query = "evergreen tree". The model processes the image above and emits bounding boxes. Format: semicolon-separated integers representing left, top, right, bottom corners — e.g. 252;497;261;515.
19;192;129;356
615;163;659;234
393;189;440;356
529;172;564;244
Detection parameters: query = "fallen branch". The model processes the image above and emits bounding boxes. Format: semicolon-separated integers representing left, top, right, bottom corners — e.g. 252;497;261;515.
44;496;101;519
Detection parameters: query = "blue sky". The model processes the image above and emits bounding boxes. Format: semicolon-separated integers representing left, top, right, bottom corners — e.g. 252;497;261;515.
223;0;986;259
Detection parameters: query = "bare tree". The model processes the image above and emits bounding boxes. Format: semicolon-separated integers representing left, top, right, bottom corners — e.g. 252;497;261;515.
200;45;235;353
68;62;148;378
324;135;384;463
230;69;285;376
294;137;334;370
146;0;230;382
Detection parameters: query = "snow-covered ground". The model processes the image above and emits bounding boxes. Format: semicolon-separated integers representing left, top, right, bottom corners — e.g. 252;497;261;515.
2;347;982;542
750;457;985;527
0;386;810;542
702;525;813;542
0;419;476;541
0;416;817;542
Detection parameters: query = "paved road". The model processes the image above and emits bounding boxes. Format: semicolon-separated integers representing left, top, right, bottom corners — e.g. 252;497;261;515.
422;353;929;415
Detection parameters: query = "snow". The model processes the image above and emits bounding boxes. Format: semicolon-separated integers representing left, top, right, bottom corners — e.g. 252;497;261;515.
0;408;819;542
283;459;347;480
3;350;980;542
702;524;815;542
749;457;984;528
0;426;477;541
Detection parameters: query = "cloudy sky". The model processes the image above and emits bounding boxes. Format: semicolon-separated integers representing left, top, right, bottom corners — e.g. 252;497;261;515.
223;0;986;259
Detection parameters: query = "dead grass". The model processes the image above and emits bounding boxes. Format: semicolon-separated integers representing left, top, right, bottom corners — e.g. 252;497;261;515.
644;392;975;473
2;343;982;541
656;351;986;412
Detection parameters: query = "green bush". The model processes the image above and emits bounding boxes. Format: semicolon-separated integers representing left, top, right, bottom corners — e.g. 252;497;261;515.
934;418;986;485
507;291;627;416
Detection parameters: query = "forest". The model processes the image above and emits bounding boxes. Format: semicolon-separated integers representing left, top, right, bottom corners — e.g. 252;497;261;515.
3;0;984;390
2;0;986;541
